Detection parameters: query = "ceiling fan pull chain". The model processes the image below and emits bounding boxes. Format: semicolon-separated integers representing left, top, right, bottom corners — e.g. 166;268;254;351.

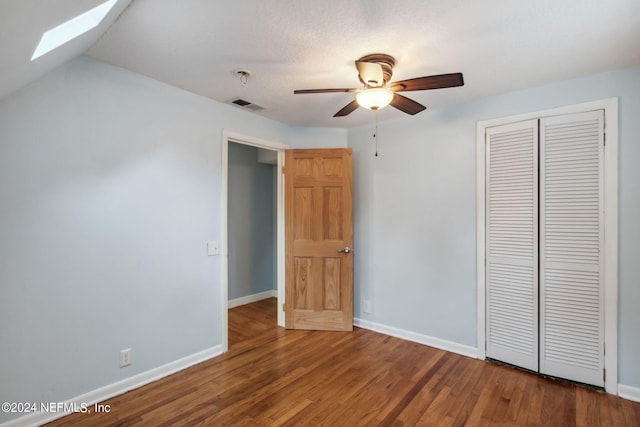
374;110;379;157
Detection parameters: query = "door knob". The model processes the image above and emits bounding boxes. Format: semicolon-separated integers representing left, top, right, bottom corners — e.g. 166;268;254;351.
337;247;352;254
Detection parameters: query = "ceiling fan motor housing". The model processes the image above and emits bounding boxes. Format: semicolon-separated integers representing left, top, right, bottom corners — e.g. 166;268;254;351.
357;53;396;85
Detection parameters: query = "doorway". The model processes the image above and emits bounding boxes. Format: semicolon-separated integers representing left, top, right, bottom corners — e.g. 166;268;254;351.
228;141;277;307
221;131;288;352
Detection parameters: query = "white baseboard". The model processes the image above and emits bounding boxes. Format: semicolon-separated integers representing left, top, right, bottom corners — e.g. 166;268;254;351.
618;384;640;402
0;345;224;427
228;290;277;308
354;318;478;359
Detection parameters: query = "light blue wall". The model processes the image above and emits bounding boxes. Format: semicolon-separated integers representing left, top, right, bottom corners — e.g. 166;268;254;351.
348;65;640;389
288;126;348;148
0;56;295;423
0;54;637;424
228;143;276;300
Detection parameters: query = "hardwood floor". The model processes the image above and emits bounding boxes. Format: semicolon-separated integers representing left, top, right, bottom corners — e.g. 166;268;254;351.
47;298;640;426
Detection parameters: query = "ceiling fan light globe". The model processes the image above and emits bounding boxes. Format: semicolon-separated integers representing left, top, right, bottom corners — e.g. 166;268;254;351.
356;88;394;110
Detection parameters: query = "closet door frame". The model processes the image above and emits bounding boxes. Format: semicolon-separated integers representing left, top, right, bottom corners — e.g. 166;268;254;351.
475;97;618;394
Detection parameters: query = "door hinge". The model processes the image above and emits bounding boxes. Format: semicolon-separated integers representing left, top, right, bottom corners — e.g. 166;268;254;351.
281;165;285;174
282;303;286;312
603;368;606;382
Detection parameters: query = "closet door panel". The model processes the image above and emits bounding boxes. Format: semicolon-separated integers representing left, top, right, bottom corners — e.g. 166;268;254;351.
486;120;539;371
540;110;604;386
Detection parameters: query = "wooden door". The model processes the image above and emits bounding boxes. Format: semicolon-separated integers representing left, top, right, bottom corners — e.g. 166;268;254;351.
284;148;353;331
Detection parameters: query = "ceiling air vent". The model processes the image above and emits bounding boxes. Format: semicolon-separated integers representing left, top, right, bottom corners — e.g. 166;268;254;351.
230;98;264;111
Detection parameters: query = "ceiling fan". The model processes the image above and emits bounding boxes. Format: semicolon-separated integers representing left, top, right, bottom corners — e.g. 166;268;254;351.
294;53;464;117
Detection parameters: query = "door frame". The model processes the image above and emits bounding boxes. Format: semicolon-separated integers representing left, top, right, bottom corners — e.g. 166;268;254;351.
221;130;288;352
475;97;618;394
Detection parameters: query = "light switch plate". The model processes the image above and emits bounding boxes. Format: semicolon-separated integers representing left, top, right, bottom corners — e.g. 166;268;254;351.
207;241;219;256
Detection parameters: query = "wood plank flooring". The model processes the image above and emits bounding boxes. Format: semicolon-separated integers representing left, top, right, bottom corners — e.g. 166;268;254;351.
47;298;640;426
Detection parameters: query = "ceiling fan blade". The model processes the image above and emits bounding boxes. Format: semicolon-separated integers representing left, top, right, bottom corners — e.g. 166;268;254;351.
294;88;357;94
390;93;426;115
391;73;464;92
356;61;384;87
334;100;360;117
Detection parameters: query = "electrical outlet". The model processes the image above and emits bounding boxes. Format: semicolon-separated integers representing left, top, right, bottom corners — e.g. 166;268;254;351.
120;348;132;367
363;300;371;313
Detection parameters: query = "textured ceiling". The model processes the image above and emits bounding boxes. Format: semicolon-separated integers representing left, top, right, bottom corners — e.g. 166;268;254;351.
2;0;640;128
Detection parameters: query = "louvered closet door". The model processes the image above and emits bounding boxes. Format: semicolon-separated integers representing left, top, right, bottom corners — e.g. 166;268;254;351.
486;119;539;371
540;111;604;386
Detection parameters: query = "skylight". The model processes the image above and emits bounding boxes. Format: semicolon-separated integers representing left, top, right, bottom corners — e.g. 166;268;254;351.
31;0;118;61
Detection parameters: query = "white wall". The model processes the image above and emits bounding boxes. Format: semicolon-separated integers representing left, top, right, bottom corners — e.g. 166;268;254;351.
349;65;640;390
0;56;298;423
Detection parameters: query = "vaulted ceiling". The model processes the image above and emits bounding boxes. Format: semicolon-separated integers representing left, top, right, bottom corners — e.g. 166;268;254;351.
2;0;640;127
